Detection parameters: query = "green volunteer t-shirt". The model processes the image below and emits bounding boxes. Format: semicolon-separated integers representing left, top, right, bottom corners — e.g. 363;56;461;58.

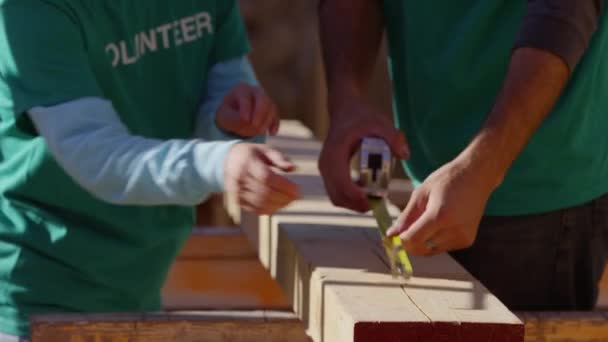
0;0;249;336
383;1;608;216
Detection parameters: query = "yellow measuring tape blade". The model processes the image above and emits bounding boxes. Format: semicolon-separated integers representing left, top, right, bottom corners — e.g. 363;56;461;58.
369;197;414;278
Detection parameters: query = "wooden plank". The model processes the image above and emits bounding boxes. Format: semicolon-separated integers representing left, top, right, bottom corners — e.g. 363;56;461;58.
236;120;524;341
177;227;256;259
162;258;289;310
31;311;311;342
277;223;522;341
518;311;608;342
163;226;288;310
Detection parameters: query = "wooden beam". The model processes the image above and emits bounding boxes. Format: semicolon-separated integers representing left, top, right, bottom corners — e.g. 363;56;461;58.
238;121;524;341
162;227;289;310
31;311;310;342
162;258;290;310
177;227;257;259
518;311;608;342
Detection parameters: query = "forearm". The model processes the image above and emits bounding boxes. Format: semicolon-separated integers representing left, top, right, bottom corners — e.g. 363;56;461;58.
29;98;238;206
459;0;603;188
460;47;569;188
319;0;384;114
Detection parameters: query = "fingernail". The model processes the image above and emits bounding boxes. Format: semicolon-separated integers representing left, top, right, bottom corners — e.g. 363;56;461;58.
386;226;397;236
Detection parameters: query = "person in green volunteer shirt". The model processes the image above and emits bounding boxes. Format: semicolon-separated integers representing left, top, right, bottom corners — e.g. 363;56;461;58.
0;0;300;339
319;0;608;310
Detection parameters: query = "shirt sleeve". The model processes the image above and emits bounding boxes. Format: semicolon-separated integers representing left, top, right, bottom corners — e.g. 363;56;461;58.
210;0;251;63
0;0;102;116
515;0;605;71
28;98;239;206
195;56;265;144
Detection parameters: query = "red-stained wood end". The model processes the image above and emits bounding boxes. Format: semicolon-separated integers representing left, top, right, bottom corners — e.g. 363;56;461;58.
354;322;524;342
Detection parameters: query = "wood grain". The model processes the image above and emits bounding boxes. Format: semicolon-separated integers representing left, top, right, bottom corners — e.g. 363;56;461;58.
31;311;310;342
518;311;608;342
162;258;289;310
162;226;289;310
177;227;256;259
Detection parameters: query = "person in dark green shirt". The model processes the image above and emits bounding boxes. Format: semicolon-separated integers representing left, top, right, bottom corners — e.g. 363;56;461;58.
0;0;299;339
319;0;608;310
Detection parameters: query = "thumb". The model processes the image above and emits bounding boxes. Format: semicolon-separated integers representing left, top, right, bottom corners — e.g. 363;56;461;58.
368;122;409;160
261;147;296;172
398;193;441;248
387;189;426;237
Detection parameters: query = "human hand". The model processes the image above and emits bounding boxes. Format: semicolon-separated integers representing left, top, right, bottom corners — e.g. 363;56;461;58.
224;143;300;215
216;83;280;137
386;157;499;256
319;97;409;212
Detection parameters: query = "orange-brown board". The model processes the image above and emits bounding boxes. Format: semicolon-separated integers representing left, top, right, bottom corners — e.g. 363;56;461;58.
161;228;289;310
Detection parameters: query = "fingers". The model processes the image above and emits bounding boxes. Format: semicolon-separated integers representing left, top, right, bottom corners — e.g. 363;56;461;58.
318;132;370;212
250;87;272;132
367;120;409;160
392;203;473;256
233;84;253;124
419;230;453;256
387;189;427;237
219;84;280;137
261;147;297;172
319;146;370;212
242;85;278;136
239;155;300;214
240;183;294;215
399;207;443;255
225;144;300;215
249;155;300;199
385;189;443;256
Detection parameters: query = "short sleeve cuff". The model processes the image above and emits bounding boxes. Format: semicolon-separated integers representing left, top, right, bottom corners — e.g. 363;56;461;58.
515;14;592;71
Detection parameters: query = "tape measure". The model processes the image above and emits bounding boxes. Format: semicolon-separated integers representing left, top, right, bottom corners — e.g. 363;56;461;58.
369;196;414;279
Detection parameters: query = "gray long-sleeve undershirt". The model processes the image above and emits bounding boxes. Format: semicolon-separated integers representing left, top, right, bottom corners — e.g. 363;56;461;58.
316;0;605;70
515;0;604;70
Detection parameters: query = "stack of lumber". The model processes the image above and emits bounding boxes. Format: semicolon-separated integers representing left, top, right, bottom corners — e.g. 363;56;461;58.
29;120;608;341
234;121;525;341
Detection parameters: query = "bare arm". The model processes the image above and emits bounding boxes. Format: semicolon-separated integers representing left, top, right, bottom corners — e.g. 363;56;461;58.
319;0;384;115
462;0;603;189
388;0;604;255
461;48;569;190
390;49;574;255
318;0;408;212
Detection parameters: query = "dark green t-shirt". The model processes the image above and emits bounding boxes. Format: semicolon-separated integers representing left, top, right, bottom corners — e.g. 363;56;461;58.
0;0;249;335
383;1;608;215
